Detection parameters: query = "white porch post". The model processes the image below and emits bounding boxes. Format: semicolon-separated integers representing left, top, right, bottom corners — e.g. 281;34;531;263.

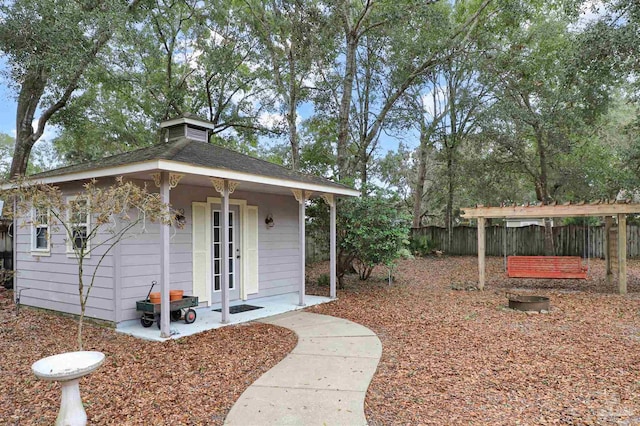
323;194;337;299
210;178;239;324
293;190;308;306
153;172;183;337
159;172;171;337
221;180;230;323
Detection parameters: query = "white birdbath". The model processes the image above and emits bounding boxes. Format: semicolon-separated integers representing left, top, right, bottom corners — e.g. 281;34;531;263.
32;351;105;426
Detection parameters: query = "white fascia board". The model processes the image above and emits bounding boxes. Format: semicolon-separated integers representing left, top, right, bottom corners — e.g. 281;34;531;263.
157;160;360;196
159;117;217;130
0;161;161;189
2;159;360;197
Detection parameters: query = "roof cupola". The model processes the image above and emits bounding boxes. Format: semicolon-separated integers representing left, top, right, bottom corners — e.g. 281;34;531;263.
160;113;216;143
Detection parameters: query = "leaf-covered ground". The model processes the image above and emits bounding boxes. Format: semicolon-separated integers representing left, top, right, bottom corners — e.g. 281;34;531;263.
307;256;640;425
0;290;296;425
3;256;640;425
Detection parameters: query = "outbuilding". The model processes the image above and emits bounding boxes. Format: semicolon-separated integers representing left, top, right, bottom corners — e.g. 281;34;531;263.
12;115;358;338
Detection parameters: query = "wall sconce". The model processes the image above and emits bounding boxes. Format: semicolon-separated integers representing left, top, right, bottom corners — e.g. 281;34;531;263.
175;209;186;227
265;214;274;228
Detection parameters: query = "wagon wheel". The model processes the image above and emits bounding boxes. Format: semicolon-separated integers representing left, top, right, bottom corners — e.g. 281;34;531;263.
184;309;197;324
170;310;182;322
140;316;153;328
155;314;161;329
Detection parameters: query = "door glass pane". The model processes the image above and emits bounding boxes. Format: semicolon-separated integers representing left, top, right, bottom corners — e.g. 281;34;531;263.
212;208;237;294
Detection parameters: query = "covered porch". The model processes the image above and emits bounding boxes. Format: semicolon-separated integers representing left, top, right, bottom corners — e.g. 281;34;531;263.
148;169;350;338
116;293;333;341
26;114;359;337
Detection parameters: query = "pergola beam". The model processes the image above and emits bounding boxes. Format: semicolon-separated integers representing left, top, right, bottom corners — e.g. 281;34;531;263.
462;203;640;219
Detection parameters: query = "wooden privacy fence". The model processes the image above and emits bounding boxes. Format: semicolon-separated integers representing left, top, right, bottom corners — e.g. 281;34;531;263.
412;225;640;258
306;227;329;264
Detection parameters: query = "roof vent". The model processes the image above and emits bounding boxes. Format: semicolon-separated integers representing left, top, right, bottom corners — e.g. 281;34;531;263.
160;113;216;143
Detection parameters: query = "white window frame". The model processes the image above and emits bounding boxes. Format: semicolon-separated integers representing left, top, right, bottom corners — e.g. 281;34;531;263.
30;205;51;255
66;196;91;257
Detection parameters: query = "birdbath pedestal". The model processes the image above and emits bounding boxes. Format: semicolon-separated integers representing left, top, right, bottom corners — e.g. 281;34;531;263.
32;351;105;426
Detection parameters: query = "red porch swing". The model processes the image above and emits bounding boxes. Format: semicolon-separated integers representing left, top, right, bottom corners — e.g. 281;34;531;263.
506;256;587;279
505;220;590;279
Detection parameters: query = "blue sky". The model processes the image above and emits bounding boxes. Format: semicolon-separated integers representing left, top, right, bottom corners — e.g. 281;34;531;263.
0;58;16;136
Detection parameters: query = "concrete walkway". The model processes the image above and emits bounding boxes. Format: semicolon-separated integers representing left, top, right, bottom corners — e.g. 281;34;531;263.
224;311;382;426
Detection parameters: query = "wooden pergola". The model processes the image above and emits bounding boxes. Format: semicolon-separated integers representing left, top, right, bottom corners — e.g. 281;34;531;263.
461;202;640;294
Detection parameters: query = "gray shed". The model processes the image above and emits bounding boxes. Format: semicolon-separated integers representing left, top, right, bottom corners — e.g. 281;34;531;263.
13;115;358;338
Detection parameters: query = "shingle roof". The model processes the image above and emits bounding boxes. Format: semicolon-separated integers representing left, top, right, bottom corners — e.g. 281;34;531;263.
30;138;353;192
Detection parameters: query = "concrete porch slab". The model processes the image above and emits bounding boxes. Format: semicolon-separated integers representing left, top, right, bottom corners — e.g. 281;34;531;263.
115;293;333;342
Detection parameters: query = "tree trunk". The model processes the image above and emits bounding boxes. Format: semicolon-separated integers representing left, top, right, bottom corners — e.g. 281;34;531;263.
287;36;299;170
337;33;358;179
445;71;458;252
9;6;123;177
359;144;368;193
533;123;554;255
412;123;429;228
11;66;48;177
77;310;85;351
446;148;454;251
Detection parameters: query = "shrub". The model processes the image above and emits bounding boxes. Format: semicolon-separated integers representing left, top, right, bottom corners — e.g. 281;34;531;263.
338;192;411;284
409;234;433;256
317;273;330;287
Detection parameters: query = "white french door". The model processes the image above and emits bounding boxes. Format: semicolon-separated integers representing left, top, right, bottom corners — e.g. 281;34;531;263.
211;205;240;303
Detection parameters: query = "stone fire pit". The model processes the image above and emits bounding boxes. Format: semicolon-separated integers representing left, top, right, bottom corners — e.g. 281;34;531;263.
507;294;550;313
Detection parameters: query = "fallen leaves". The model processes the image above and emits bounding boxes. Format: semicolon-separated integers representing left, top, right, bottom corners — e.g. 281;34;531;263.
3;256;640;424
307;256;640;425
0;292;296;425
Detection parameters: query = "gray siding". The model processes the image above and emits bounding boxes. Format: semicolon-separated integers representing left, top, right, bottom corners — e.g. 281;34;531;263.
246;192;301;299
14;182;115;322
15;179;303;323
118;220;196;321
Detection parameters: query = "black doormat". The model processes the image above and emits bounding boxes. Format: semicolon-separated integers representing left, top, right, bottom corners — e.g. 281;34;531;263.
213;304;263;314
